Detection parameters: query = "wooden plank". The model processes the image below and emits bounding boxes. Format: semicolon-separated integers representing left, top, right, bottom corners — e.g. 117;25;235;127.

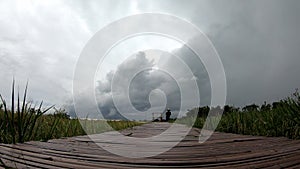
0;122;300;168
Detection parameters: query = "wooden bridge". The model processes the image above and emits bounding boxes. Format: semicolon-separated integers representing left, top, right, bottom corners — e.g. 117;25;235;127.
1;122;300;168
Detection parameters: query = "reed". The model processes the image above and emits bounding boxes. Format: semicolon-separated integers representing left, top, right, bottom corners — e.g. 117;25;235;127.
0;80;53;143
178;90;300;139
0;81;142;144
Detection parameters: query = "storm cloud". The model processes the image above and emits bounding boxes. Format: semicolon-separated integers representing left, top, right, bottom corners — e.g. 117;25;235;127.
95;51;183;120
0;0;300;119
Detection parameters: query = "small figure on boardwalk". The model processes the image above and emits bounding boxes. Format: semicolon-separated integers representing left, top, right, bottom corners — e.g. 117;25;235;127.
166;108;171;121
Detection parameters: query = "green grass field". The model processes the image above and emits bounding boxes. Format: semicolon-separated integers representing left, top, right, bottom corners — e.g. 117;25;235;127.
0;108;142;144
0;81;142;144
177;90;300;139
1;80;299;144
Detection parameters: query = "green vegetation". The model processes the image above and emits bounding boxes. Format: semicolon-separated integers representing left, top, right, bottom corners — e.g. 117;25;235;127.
178;89;300;139
2;79;299;144
0;81;142;144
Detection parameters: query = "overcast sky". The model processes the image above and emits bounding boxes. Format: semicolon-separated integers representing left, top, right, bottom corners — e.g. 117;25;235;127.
1;0;300;119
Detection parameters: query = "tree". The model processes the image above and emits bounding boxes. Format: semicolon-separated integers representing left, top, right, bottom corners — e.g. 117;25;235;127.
261;101;271;111
242;104;259;112
197;106;210;117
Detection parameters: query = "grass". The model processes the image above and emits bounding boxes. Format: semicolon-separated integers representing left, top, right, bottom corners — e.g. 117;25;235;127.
2;79;299;144
0;80;54;144
177;89;300;139
0;81;142;144
217;96;300;139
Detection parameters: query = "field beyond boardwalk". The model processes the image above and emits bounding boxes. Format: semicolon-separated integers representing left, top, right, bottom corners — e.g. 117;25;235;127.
1;122;300;168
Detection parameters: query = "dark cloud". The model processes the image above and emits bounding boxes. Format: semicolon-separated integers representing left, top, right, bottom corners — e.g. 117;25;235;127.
170;45;211;106
95;52;183;120
197;0;300;105
1;0;300;119
136;0;300;105
92;46;213;120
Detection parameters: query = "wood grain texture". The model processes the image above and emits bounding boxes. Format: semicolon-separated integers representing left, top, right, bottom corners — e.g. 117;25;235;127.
0;122;300;168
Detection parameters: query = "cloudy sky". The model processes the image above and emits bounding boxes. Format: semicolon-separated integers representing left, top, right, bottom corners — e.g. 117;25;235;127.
1;0;300;120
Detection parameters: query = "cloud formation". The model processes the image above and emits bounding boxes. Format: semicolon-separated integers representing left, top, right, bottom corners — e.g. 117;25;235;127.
1;0;300;119
95;51;183;120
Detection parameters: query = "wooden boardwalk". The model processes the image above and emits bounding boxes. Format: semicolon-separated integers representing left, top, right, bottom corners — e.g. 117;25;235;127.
1;122;300;168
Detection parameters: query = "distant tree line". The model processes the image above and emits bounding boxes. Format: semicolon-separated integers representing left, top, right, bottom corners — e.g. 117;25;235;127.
185;100;296;118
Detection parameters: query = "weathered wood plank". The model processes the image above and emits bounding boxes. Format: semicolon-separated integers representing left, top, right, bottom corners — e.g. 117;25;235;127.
1;122;300;168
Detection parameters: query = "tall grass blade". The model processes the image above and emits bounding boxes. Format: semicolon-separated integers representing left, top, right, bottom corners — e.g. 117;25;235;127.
17;87;22;142
11;79;15;144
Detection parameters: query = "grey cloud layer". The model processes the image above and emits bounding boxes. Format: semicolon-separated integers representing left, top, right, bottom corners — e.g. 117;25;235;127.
92;47;212;120
96;52;182;120
0;0;299;117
